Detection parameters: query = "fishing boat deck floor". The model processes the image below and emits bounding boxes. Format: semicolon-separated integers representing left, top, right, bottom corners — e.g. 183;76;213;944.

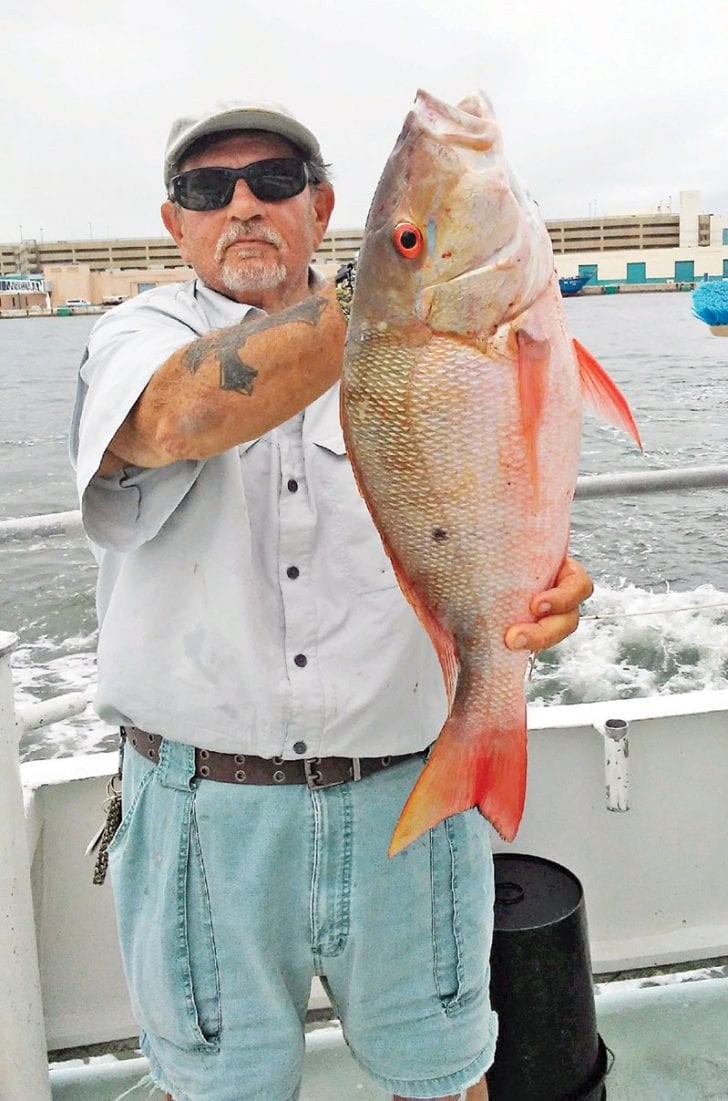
48;972;728;1100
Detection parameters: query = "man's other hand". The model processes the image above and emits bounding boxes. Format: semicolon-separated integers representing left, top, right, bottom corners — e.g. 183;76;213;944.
504;557;593;653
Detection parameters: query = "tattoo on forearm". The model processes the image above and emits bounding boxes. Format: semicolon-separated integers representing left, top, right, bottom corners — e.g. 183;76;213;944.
181;295;328;395
182;328;259;394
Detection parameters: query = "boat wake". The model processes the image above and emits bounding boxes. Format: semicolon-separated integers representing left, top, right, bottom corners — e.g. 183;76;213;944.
529;582;728;706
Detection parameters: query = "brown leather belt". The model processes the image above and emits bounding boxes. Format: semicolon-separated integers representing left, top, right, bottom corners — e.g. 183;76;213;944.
124;726;424;789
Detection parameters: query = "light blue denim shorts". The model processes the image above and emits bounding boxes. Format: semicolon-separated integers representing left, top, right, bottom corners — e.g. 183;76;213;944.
108;737;498;1100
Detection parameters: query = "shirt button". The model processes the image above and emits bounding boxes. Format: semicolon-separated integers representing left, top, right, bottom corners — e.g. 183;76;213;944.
294;653;308;668
286;565;300;579
287;478;299;493
293;741;307;754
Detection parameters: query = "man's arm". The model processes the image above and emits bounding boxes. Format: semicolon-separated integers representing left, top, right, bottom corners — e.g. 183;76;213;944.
98;282;346;476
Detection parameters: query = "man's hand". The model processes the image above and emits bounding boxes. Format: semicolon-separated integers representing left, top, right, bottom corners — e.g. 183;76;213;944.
504;557;593;653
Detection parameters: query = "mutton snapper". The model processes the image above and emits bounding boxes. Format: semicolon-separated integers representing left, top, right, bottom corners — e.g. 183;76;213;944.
341;89;641;857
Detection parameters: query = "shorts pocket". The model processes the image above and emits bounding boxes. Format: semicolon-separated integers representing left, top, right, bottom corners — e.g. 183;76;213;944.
108;773;222;1052
430;809;494;1015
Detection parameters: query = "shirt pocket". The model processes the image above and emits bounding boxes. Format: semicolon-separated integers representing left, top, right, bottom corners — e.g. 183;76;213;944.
309;429;399;596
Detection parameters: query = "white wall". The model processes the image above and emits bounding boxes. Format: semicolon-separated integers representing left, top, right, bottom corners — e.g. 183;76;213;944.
556;244;728;281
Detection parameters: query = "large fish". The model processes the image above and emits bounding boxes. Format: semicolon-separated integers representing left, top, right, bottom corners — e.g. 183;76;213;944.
341;90;641;857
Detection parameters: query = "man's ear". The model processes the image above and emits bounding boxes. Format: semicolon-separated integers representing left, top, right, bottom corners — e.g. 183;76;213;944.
161;200;185;250
310;184;335;251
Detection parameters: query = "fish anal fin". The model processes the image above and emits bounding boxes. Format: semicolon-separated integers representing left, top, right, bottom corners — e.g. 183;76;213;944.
573;337;643;450
516;327;550;497
389;707;528;856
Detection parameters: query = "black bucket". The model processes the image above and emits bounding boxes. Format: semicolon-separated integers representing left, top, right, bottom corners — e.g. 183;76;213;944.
486;853;609;1100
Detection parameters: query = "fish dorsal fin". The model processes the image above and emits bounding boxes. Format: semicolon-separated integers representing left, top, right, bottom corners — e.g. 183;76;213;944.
573;338;643;449
515;326;550;497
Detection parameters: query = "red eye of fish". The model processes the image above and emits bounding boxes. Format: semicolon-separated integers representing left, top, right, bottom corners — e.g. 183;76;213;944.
392;222;424;258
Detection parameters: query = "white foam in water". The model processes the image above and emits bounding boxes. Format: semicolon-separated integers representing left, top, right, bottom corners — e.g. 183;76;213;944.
529;582;728;706
11;634;116;761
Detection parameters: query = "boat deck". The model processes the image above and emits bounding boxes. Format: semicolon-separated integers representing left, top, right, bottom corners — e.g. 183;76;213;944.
48;971;728;1100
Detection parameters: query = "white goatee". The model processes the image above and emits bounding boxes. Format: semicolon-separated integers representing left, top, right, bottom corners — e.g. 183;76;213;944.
215;221;288;294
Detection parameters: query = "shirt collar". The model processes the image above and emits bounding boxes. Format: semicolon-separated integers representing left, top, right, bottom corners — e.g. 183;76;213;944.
193;279;256;330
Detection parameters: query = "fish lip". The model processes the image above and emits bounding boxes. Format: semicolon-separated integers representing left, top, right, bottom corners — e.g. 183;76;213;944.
407;88;498;151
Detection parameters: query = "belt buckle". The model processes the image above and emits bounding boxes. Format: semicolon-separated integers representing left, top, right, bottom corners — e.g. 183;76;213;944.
304;757;361;789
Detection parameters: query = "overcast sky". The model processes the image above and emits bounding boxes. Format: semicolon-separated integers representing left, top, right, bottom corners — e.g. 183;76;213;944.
3;0;727;244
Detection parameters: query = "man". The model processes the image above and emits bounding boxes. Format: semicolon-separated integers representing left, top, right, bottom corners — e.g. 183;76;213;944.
71;100;592;1101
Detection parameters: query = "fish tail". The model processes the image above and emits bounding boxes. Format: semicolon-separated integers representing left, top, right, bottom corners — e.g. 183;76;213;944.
388;710;527;857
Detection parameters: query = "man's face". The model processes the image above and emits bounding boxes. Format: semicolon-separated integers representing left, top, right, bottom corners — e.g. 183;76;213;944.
161;132;334;310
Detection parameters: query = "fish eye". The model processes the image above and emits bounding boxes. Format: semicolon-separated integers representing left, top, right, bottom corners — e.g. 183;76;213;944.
392;222;424;258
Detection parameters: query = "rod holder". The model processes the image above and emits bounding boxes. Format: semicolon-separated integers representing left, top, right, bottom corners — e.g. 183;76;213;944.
595;717;630;812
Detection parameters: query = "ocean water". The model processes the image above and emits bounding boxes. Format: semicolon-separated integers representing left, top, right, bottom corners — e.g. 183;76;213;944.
1;295;727;761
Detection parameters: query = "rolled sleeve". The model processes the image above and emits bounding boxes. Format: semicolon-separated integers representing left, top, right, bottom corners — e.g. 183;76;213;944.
80;460;204;551
70;293;205;551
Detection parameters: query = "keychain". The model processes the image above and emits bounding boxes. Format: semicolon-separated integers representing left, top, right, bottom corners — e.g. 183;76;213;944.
86;731;125;885
86;773;122;885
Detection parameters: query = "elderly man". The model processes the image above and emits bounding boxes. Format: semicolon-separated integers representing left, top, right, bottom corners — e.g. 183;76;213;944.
71;101;592;1101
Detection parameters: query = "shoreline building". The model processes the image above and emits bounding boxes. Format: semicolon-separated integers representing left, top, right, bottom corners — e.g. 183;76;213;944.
550;191;728;287
1;192;725;310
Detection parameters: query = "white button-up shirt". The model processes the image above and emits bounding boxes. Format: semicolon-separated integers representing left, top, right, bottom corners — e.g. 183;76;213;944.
70;278;446;758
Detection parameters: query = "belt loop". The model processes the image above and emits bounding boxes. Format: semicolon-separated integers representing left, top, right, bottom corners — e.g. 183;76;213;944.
156;737;196;791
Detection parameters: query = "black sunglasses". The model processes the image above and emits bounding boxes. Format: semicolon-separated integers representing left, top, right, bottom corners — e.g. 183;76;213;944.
169;158;309;211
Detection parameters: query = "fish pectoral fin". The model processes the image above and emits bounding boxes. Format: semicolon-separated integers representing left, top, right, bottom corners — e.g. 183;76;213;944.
573;338;643;450
516;327;551;497
388;708;528;856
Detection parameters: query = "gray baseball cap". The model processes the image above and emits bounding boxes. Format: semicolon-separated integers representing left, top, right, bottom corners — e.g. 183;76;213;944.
164;99;323;189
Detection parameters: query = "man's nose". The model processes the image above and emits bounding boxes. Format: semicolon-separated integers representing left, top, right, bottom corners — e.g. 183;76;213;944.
226;178;267;220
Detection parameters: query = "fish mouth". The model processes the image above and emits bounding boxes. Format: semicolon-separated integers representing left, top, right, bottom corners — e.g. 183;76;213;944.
404;90;553;322
409;88;499;151
405;87;517;285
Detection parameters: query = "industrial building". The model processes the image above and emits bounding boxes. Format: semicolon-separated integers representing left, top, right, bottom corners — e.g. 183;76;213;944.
1;191;726;313
550;191;728;287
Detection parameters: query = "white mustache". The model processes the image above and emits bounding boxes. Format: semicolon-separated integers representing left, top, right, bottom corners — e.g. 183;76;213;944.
215;222;285;262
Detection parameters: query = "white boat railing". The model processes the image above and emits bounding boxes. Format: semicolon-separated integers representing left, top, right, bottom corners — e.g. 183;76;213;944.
1;465;728;543
1;462;727;1097
0;509;83;542
574;464;728;499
